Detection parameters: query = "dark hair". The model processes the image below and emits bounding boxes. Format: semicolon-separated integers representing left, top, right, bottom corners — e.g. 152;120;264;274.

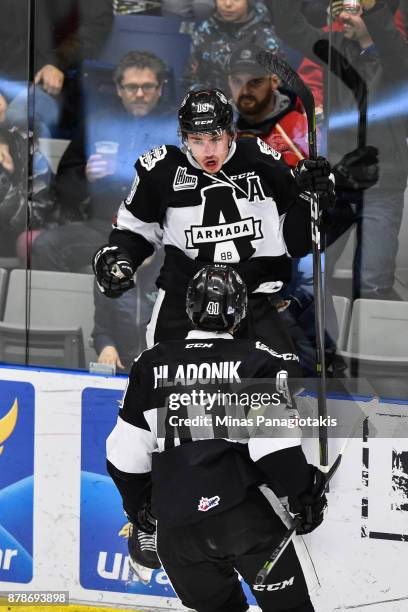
113;50;167;86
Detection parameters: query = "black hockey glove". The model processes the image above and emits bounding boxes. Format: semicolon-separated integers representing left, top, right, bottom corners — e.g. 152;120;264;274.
289;465;327;535
333;145;379;192
294;157;335;198
93;245;135;298
127;504;161;584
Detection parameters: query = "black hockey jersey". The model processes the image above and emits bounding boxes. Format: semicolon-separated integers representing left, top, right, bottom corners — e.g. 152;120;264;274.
107;330;311;528
110;138;312;294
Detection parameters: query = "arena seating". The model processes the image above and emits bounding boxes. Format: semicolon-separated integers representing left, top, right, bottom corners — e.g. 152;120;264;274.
0;270;96;369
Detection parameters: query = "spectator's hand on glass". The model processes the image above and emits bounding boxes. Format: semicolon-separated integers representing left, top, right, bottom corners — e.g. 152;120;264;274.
0;94;8;123
86;154;115;182
98;345;125;370
34;64;65;96
0;143;14;173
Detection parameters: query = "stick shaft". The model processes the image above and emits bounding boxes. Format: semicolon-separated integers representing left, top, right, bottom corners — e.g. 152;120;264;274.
255;450;342;586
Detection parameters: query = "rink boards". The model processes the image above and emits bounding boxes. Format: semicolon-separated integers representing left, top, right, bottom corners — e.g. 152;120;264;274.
0;365;407;612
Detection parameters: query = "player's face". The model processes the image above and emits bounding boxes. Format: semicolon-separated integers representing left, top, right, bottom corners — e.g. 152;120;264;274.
228;73;276;117
216;0;248;22
339;8;369;42
187;131;231;173
117;67;162;117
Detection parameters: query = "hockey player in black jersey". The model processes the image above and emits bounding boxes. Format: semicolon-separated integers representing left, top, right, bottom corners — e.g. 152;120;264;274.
93;88;334;364
106;265;327;612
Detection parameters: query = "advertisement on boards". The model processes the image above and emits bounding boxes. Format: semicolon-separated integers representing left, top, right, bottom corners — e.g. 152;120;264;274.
80;386;177;597
0;380;35;583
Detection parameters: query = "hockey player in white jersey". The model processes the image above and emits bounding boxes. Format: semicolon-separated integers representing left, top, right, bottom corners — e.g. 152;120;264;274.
93;89;334;363
106;265;327;612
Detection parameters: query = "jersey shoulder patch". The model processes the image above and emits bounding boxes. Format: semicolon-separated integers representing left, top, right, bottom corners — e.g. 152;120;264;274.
139;145;168;171
256;137;282;161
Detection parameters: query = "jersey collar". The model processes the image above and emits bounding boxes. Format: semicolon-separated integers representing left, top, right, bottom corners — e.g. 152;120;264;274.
185;140;237;170
186;330;234;340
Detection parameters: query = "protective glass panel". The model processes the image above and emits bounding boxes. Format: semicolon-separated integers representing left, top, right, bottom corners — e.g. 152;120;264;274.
0;0;405;401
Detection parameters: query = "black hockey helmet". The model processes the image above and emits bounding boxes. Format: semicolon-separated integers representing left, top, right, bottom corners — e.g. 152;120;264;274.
186;265;247;332
178;89;234;136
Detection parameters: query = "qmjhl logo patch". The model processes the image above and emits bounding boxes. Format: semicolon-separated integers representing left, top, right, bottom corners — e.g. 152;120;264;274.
198;496;220;512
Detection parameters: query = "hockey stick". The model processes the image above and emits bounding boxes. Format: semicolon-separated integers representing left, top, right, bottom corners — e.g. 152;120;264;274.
256;51;328;469
312;40;368;150
255;413;366;586
255;453;341;586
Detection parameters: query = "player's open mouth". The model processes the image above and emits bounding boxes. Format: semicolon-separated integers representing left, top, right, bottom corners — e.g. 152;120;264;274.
204;159;218;170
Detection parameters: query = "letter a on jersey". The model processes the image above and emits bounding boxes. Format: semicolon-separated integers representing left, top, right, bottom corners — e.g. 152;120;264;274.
247;175;266;204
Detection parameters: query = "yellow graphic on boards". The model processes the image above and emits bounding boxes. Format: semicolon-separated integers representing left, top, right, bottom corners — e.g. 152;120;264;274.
0;398;18;455
118;522;131;538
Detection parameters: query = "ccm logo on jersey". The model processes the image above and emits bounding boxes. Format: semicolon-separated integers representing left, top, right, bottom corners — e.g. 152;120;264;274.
253;576;295;591
255;341;299;362
198;495;220;512
139;145;167;171
257;137;281;160
185;343;214;348
173;166;198;191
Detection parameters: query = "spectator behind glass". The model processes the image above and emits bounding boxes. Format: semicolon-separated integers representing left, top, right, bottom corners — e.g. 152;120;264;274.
30;50;179;273
226;43;341;375
93;251;164;372
0;126;68;262
227;43;308;166
185;0;284;91
271;0;408;300
114;0;215;19
0;0;113;137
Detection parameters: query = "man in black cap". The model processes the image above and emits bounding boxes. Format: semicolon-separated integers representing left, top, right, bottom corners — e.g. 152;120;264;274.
227;43;309;168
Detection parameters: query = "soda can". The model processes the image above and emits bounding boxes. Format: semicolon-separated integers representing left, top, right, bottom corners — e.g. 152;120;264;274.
343;0;361;14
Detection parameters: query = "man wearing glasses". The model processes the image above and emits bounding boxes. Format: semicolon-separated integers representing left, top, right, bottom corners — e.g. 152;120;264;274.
115;51;166;119
31;50;179;272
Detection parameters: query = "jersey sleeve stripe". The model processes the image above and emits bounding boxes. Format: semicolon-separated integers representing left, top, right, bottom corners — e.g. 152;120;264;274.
106;415;157;474
248;436;301;462
116;203;163;249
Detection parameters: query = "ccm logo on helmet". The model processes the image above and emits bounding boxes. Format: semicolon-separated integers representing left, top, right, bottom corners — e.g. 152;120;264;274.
253;577;295;591
195;119;214;125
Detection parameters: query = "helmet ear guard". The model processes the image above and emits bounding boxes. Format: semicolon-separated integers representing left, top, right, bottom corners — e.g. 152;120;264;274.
186;265;248;332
